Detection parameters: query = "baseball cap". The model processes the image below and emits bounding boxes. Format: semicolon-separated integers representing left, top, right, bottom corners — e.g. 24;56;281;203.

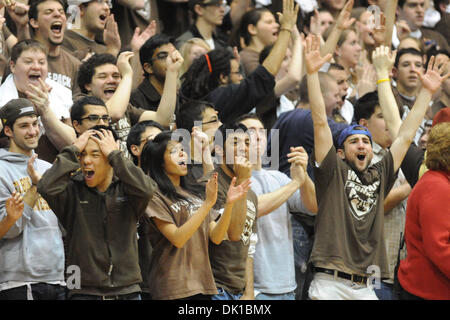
338;124;373;148
0;98;38;129
188;0;224;10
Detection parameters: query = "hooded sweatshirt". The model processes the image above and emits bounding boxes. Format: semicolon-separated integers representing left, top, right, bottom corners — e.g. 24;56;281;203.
0;149;65;285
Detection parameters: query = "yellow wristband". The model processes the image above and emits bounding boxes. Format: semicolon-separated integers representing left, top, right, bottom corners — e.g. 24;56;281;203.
376;78;390;85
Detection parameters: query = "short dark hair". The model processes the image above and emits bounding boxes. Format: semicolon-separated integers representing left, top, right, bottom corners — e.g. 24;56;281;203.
70;96;107;124
78;53;117;94
175;100;215;132
139;34;174;78
126;120;165;165
89;124;119;141
394;48;423;68
28;0;66;22
298;72;335;105
235;113;264;127
426;47;450;68
353;91;380;123
10;39;47;63
213;121;249;151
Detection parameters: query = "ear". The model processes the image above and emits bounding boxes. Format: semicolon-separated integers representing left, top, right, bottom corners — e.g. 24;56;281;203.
4;125;13;139
247;24;258;37
219;73;229;85
10;60;16;74
337;148;346;160
143;62;153;75
359;118;368;127
214;145;223;158
194;4;204;17
392;67;398;79
79;4;86;18
72;120;83;134
130;144;140;157
29;18;39;30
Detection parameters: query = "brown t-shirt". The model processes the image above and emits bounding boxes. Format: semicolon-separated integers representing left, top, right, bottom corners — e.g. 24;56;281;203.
311;146;397;279
62;30;107;61
239;48;260;77
145;188;219;300
204;167;258;294
47;48;82;95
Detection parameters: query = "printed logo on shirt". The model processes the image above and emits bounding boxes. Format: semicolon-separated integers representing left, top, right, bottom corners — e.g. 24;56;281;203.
241;200;256;246
13;177;51;211
47;73;72;89
345;170;380;220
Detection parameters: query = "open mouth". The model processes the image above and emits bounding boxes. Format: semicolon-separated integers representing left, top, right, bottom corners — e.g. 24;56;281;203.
104;88;116;98
84;170;95;180
178;160;187;168
28;74;41;83
357;154;366;161
50;22;63;34
99;14;107;22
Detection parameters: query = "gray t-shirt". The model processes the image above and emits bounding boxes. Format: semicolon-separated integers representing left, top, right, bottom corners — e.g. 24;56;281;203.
251;169;306;294
311;146;397;278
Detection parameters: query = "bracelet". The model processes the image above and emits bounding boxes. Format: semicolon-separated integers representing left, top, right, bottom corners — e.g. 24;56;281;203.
376;78;390;85
280;27;292;33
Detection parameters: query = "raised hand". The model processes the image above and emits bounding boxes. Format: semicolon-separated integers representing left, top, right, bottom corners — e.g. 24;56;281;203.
26;78;51;115
90;129;119;157
372;12;386;45
27;154;42;186
116;51;134;77
396;20;411;41
192;126;209;151
6;1;28;28
0;0;16;11
336;0;356;30
131;20;157;52
166;49;184;74
309;8;321;35
5;190;24;222
418;56;450;95
205;172;218;206
288;146;308;186
72;129;96;153
372;45;396;76
304;34;332;74
277;0;300;32
103;14;121;54
226;177;251;204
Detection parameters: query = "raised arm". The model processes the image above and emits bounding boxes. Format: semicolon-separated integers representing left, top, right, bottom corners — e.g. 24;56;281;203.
261;0;299;76
372;45;402;137
389;57;449;171
26;79;76;150
106;51;134;122
153;173;218;249
320;0;355;57
382;0;398;47
305;34;333;163
274;26;304;97
257;146;317;217
139;49;183;127
209;177;251;244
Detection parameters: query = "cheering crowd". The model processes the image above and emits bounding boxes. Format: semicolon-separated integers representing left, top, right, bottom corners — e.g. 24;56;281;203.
0;0;449;300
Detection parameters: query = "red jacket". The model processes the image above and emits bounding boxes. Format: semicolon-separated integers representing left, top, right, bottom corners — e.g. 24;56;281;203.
398;170;450;300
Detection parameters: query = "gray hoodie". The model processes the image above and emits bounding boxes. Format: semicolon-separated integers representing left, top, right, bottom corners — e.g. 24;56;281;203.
0;149;65;284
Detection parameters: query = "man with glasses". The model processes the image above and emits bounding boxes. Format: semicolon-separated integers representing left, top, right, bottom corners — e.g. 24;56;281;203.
131;34;177;111
175;0;230;51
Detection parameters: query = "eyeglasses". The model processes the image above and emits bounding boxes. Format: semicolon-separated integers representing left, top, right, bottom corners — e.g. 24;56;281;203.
80;114;112;124
151;52;169;62
202;118;220;125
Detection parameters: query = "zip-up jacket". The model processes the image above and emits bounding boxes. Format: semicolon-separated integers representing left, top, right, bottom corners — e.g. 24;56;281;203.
37;145;157;295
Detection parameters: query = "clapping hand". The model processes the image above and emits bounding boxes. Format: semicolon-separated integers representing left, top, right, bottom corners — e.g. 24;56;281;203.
226;177;251;205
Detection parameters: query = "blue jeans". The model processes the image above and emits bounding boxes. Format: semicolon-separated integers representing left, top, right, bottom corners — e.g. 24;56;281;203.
0;283;66;300
291;215;314;300
211;287;242;300
255;291;295;300
374;282;394;300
